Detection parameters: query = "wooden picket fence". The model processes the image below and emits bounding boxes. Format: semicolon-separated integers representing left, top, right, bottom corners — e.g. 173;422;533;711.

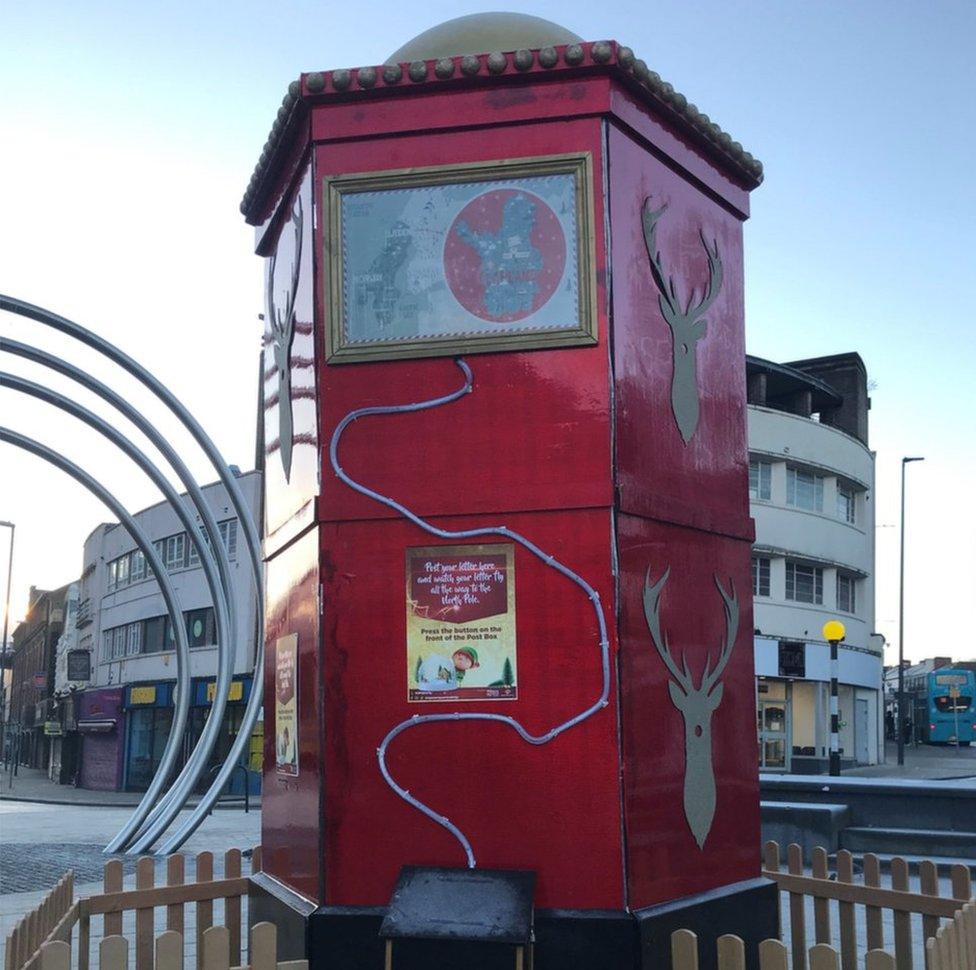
5;848;263;970
763;842;974;970
926;900;976;970
670;927;899;970
35;923;306;970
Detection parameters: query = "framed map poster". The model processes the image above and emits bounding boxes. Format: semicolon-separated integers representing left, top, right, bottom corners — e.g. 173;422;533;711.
323;153;597;362
406;543;517;702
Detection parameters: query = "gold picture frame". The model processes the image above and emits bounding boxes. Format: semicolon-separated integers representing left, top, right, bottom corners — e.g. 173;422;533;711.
322;152;597;363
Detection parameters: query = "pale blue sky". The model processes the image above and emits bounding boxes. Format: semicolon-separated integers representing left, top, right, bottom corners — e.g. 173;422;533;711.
2;1;974;662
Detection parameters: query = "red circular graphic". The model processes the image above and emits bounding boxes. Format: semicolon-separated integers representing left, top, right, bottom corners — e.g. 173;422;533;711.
444;188;566;323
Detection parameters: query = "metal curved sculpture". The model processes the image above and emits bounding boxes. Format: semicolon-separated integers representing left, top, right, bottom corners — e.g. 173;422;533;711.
0;294;265;855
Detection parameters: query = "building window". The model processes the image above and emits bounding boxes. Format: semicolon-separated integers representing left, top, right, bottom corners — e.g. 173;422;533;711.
102;630;113;661
749;460;772;501
126;621;142;656
837;573;857;614
837;483;856;524
786;466;824;512
752;557;771;597
218;520;238;560
163;534;186;572
107;560;118;591
785;561;823;604
187;532;201;567
131;550;146;581
185;607;215;648
144;616;166;654
113;626;127;659
117;554;130;587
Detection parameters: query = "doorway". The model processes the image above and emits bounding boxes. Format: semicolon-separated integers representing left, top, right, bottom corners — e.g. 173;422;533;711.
758;697;791;771
855;697;869;764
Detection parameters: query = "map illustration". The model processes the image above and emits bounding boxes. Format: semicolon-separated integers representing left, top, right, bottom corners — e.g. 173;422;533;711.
339;172;580;345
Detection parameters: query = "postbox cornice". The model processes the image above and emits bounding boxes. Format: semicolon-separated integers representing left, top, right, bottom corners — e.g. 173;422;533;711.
241;40;763;225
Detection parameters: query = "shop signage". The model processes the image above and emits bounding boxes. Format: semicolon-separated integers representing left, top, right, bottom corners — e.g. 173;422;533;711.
206;680;244;703
33;672;47;688
778;641;806;679
275;634;298;776
44;720;63;736
66;649;91;682
406;543;517;702
129;685;157;705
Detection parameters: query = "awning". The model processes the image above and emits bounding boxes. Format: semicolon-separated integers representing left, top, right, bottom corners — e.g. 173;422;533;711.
77;718;117;733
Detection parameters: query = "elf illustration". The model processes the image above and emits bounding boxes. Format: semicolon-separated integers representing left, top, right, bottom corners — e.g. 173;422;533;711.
451;647;480;682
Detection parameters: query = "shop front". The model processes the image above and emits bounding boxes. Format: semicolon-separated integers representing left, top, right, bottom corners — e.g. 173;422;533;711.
755;637;881;774
122;676;259;794
77;687;124;790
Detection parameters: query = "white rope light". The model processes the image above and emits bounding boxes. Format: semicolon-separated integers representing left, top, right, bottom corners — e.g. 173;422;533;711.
330;358;611;868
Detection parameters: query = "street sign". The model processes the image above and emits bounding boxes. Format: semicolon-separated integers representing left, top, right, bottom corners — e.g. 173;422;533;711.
66;649;91;682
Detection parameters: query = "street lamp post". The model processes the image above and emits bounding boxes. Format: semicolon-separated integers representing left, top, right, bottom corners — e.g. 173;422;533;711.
0;521;14;768
823;620;846;776
898;457;924;766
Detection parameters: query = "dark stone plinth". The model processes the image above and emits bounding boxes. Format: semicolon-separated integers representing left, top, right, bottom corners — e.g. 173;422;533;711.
271;877;780;970
635;878;780;970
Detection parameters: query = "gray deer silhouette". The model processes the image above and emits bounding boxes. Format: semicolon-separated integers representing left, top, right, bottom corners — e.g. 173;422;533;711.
643;567;739;849
640;199;724;444
266;195;303;482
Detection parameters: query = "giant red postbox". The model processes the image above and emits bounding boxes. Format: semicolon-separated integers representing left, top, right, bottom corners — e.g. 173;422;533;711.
246;13;776;968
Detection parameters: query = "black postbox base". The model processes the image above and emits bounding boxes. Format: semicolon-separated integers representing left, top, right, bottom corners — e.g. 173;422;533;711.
253;874;780;970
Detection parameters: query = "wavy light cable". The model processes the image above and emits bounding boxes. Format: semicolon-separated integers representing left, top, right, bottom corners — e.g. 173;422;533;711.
329;357;611;868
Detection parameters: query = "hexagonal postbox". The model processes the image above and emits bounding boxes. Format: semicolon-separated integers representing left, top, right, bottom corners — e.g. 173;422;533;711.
247;14;777;968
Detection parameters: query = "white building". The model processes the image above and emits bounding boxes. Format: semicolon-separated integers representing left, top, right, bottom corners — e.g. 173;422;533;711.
73;471;262;792
747;353;882;773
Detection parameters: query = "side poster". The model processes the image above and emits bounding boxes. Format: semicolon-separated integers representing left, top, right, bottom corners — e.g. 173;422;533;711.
275;633;299;775
406;543;517;702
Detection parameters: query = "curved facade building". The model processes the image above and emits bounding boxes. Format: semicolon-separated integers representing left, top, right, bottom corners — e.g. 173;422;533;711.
747;353;881;773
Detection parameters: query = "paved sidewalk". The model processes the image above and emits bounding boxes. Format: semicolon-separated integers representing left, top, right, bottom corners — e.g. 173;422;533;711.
0;767;260;809
842;740;976;780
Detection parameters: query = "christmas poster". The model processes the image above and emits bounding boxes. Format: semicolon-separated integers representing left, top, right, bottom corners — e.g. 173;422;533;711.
275;633;299;775
406;543;517;702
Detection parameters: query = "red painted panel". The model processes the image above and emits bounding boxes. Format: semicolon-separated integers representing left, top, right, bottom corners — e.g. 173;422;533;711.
262;527;323;903
313;117;612;526
608;122;753;541
310;76;611;145
616;513;760;908
320;509;622;909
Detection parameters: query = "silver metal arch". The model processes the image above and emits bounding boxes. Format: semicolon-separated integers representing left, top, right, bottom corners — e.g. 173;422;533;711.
1;294;265;854
0;338;239;850
0;427;194;808
0;370;235;853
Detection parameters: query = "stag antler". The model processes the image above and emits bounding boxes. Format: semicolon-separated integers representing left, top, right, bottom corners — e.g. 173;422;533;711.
267;194;303;353
640;200;723;330
643;569;739;696
700;577;739;695
643;567;693;694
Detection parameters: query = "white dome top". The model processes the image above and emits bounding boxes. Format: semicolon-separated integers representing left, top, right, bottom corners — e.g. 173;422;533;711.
386;12;583;64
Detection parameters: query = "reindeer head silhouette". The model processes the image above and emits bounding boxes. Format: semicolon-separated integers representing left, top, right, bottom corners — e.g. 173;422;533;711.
266;194;304;482
643;567;739;848
640;199;724;444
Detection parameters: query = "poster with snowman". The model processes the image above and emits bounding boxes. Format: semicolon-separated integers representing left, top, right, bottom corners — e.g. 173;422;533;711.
406;543;517;702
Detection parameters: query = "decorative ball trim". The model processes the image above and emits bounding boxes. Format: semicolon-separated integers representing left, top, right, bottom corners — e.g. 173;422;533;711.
486;51;507;74
563;44;584;66
513;49;534;71
244;43;764;219
537;46;558;68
